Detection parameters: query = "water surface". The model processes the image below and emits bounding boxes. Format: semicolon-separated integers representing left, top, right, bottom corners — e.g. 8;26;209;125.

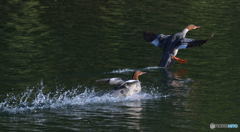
0;0;239;131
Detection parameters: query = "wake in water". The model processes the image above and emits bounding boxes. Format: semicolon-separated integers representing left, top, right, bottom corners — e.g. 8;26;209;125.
106;66;163;74
0;82;165;114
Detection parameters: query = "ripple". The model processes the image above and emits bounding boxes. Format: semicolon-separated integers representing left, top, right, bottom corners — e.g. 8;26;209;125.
106;66;163;74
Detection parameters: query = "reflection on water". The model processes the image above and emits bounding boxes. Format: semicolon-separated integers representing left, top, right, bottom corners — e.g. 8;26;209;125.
161;69;192;108
164;69;192;88
122;101;143;130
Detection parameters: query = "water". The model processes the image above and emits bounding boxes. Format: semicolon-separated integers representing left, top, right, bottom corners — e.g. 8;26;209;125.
0;0;239;131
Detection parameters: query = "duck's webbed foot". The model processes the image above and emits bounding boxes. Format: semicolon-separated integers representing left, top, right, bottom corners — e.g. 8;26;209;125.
172;56;188;64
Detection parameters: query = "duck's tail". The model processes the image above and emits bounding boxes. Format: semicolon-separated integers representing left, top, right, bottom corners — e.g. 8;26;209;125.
143;32;157;42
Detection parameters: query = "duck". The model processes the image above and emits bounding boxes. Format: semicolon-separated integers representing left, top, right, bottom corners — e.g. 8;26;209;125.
96;71;146;97
143;24;214;68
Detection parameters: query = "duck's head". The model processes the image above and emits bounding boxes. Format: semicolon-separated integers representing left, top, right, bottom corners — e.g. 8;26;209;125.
132;71;147;80
186;24;200;30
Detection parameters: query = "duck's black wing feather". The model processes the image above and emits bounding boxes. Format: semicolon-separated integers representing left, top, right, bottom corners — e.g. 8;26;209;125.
180;38;208;48
180;33;215;48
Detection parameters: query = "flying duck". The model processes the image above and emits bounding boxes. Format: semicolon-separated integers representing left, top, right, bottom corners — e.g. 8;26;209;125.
143;24;214;68
96;71;146;97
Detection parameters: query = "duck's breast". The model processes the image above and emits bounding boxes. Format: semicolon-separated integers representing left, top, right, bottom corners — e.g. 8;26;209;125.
124;80;141;96
111;80;141;97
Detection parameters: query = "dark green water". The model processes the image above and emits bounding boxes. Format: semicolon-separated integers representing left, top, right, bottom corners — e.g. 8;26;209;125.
0;0;239;131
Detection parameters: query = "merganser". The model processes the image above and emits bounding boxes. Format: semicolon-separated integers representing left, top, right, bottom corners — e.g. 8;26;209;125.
143;24;214;68
96;71;146;97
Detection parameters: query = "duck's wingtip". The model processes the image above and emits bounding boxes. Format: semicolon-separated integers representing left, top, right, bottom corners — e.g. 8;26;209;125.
209;33;215;39
143;31;157;42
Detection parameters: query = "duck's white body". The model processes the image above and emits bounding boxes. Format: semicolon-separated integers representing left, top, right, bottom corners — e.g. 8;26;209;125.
111;80;141;97
96;71;146;97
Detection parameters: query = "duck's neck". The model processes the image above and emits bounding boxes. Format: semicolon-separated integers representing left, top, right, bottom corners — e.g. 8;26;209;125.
132;74;139;80
182;28;189;38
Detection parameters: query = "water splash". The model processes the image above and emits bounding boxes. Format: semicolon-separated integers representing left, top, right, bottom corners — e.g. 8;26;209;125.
0;83;164;114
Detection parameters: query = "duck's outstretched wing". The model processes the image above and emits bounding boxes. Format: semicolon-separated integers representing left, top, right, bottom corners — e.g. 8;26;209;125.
177;39;207;49
143;32;170;47
114;80;139;90
178;33;215;49
96;78;125;85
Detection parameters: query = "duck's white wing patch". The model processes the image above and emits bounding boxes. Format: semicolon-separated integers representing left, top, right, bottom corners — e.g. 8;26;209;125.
177;44;188;49
125;80;139;83
151;38;160;47
124;80;140;85
151;34;170;47
109;78;125;85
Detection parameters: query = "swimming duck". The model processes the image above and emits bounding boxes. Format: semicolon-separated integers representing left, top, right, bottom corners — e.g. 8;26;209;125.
96;71;146;97
143;24;214;68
